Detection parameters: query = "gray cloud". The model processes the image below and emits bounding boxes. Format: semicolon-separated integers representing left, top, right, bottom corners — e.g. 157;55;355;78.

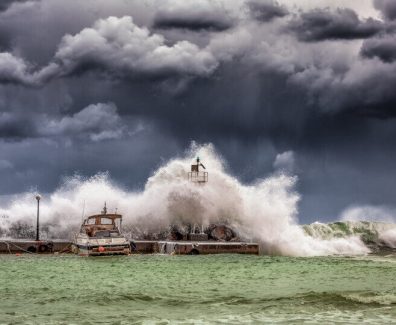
0;0;32;12
374;0;396;21
0;102;133;141
289;58;396;117
247;0;289;22
289;8;383;42
40;102;128;141
361;33;396;62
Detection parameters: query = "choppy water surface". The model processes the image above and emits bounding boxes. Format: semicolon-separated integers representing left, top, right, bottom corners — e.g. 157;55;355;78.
1;254;396;324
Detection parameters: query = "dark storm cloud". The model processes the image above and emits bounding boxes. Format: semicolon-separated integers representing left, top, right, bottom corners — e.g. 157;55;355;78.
374;0;396;21
0;0;15;11
247;0;289;22
0;103;132;141
288;59;396;117
1;2;394;123
0;112;35;139
361;33;396;62
153;7;234;31
289;8;383;42
0;32;11;51
0;0;32;12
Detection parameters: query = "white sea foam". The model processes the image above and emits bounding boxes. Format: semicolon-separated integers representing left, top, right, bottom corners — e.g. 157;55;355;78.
379;228;396;248
0;143;374;256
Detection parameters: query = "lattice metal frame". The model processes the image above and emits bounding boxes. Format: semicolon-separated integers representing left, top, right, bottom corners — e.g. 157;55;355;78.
188;171;208;183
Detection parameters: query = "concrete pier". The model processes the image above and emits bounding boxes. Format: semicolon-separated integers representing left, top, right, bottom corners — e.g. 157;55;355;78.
155;241;259;255
0;239;259;255
116;240;259;255
0;240;71;254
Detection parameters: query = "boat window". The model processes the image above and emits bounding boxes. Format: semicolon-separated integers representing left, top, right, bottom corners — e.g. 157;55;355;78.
94;230;120;238
100;217;113;225
87;218;96;225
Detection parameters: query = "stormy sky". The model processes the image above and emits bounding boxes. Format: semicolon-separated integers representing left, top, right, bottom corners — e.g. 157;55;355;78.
1;0;396;223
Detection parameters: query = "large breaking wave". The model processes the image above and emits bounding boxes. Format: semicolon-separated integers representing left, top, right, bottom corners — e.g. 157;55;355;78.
0;143;395;256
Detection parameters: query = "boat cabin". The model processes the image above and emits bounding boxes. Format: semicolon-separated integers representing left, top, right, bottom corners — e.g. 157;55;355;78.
81;214;123;238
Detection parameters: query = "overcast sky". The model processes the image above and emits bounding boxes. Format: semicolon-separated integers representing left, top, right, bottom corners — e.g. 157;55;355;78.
1;0;396;223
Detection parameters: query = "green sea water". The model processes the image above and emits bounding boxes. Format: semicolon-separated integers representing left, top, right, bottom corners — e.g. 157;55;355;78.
1;254;396;324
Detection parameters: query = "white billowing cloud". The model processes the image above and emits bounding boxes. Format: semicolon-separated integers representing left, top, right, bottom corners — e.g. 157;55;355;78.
273;150;295;173
340;204;396;223
0;16;219;86
0;53;63;86
0;52;33;85
47;16;218;80
40;102;126;141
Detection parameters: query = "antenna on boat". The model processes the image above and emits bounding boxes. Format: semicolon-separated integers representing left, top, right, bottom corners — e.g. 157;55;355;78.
102;202;107;215
81;200;86;222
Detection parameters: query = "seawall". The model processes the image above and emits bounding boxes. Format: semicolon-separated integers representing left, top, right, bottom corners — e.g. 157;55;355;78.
0;239;260;255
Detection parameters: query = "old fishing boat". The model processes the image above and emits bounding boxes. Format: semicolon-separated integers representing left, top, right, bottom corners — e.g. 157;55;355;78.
72;204;131;256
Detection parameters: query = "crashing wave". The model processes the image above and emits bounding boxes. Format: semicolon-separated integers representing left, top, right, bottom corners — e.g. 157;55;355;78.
0;143;394;256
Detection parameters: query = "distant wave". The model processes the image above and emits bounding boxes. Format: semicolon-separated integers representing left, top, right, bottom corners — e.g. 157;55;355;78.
303;221;396;251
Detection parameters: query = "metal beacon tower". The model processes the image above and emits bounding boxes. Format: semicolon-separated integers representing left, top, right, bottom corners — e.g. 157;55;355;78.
187;157;209;240
188;157;208;184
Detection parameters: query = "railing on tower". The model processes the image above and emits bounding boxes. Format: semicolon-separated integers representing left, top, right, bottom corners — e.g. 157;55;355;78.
188;157;208;184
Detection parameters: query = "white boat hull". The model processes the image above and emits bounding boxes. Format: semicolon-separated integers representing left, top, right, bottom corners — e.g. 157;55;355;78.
73;236;131;256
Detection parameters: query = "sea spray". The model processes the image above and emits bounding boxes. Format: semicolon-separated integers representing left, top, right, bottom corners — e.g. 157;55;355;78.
0;143;373;256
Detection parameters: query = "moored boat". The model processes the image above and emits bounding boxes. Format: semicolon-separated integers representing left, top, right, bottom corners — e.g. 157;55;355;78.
72;204;131;256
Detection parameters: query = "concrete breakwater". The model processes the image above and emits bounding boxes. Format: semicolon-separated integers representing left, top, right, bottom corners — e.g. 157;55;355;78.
0;239;259;255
